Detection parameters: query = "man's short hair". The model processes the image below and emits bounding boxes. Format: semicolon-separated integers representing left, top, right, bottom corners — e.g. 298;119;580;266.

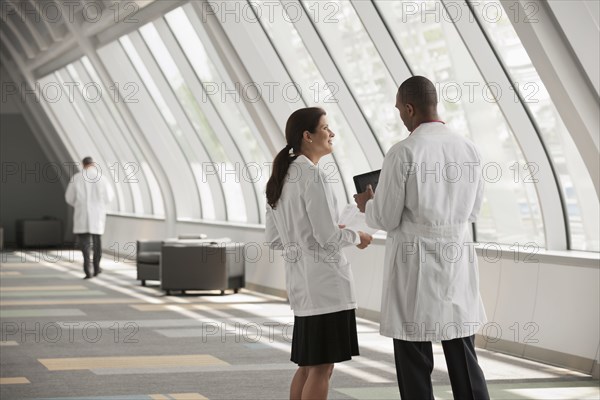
398;76;438;111
82;157;93;166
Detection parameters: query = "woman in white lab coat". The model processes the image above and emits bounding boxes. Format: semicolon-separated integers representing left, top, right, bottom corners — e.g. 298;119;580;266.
265;107;372;400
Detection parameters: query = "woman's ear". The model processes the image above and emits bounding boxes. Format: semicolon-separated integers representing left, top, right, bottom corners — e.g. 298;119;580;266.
303;130;312;143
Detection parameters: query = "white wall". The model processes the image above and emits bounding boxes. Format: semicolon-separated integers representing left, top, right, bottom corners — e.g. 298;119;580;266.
103;215;600;375
477;249;599;375
0;66;71;246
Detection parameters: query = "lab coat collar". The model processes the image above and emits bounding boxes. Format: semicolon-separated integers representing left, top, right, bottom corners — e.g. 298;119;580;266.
410;121;446;136
295;154;317;166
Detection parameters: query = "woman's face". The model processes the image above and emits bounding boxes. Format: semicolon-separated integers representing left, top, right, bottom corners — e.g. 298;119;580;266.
307;115;335;156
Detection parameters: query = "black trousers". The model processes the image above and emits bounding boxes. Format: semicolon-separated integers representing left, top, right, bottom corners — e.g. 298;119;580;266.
77;233;102;277
393;335;490;400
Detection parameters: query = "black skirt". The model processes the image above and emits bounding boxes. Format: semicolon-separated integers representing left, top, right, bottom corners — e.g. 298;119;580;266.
290;309;359;366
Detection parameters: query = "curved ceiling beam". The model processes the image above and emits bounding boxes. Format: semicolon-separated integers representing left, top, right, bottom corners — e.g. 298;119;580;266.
6;0;51;51
0;24;29;63
27;0;67;43
0;31;24;66
0;11;36;59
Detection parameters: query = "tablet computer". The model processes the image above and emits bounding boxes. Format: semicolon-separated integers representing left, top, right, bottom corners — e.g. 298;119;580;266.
353;170;381;194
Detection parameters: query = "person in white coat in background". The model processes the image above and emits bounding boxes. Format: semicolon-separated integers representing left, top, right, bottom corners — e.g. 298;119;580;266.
355;76;490;400
265;107;373;400
65;156;115;279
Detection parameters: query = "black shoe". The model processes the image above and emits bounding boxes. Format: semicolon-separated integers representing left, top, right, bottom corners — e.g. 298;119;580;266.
83;275;92;280
93;268;103;277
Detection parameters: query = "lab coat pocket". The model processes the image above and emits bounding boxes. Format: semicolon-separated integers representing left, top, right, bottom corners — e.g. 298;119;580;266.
393;234;421;321
285;264;307;310
333;259;356;305
334;258;353;285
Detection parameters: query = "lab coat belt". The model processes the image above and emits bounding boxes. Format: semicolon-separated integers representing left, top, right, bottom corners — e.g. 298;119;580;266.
399;221;469;238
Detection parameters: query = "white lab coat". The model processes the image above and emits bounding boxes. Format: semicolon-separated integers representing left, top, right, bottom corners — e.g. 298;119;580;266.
365;122;487;342
266;155;360;317
65;169;115;235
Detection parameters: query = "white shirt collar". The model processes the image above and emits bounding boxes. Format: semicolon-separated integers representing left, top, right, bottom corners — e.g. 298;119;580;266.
295;154;316;166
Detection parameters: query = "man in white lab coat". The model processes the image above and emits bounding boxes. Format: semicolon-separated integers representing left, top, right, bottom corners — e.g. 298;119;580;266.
65;157;114;279
355;76;489;399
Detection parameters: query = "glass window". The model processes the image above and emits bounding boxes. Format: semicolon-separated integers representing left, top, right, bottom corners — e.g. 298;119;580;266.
78;56;160;216
472;0;599;251
140;160;164;216
303;0;404;152
253;0;371;202
39;71;118;212
98;39;200;219
375;0;545;247
120;33;213;219
166;7;272;213
35;83;80;164
138;23;251;222
64;64;132;213
134;27;223;220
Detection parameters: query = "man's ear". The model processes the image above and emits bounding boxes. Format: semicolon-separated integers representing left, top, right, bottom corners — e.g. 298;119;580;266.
406;103;415;116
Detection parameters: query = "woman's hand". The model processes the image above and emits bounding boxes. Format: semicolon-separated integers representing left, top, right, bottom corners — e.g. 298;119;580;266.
356;231;373;249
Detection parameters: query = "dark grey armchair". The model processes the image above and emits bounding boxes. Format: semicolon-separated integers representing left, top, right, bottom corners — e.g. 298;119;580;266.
160;241;245;295
136;240;162;286
136;235;211;286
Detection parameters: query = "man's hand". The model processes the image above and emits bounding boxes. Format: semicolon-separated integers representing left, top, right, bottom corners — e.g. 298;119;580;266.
356;231;373;249
353;184;375;213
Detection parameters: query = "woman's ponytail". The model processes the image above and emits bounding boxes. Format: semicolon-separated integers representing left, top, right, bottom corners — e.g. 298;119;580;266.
266;145;297;208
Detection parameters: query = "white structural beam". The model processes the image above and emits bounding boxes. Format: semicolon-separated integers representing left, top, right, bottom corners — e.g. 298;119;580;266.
184;3;275;158
6;0;51;51
0;12;37;59
27;0;67;42
282;0;384;166
351;0;413;85
154;18;261;222
55;1;177;236
189;1;283;156
446;0;568;250
545;0;600;96
500;0;599;198
60;65;131;212
194;0;306;145
128;27;220;221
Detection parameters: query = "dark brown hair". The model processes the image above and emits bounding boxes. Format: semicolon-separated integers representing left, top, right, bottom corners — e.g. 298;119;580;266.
82;156;93;166
266;107;326;208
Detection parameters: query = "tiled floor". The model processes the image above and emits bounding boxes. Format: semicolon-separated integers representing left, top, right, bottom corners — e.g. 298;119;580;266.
1;250;598;399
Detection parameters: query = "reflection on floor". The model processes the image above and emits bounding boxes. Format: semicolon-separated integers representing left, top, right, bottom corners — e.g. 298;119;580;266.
1;250;598;400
